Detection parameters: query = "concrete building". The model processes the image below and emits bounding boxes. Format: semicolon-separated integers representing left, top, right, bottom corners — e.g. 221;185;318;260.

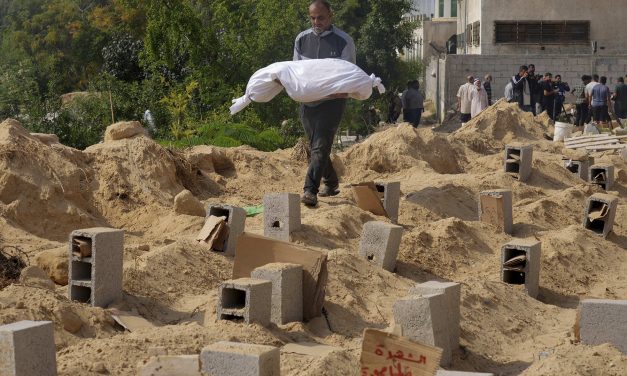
404;1;457;63
426;0;627;122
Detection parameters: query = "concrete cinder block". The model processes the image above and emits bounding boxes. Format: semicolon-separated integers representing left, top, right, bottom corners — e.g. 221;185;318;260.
206;204;246;256
393;294;451;366
563;156;593;181
0;320;57;376
358;221;403;272
478;190;513;235
375;182;401;223
68;227;124;308
579;299;627;354
217;278;272;326
138;355;201;376
409;281;461;349
504;143;533;182
501;239;541;299
583;193;619;238
251;263;303;325
200;341;280;376
436;371;494;376
263;193;301;242
589;164;615;191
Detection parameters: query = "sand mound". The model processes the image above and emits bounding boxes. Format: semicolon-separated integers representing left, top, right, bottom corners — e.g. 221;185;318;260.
450;100;551;154
0;119;101;241
340;124;467;178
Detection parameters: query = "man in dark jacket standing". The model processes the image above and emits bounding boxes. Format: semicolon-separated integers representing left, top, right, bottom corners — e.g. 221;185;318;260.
293;0;356;206
511;66;533;112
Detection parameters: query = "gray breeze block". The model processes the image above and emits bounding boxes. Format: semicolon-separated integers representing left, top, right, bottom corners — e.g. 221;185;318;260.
393;293;452;367
251;263;303;325
583;193;619;238
200;341;280;376
501;239;541;299
375;182;401;223
589;164;615;191
409;281;461;349
217;278;272;326
563;156;593;181
579;299;627;354
359;221;403;272
68;227;124;308
0;320;57;376
263;193;301;242
478;189;513;235
207;204;247;256
504;144;533;182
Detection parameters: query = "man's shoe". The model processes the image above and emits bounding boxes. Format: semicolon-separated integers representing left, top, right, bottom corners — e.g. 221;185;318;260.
301;191;318;207
318;185;340;197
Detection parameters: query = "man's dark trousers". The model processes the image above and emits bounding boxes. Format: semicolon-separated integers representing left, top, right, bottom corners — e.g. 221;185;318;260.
300;98;346;194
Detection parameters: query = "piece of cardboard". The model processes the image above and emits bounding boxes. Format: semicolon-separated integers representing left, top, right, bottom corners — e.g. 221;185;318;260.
109;309;155;332
480;194;505;229
196;215;229;251
352;182;387;217
588;204;609;221
503;255;527;267
281;342;339;357
232;233;327;321
72;238;92;258
360;329;442;376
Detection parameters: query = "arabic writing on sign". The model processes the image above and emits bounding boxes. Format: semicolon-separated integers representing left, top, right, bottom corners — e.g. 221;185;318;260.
360;344;429;376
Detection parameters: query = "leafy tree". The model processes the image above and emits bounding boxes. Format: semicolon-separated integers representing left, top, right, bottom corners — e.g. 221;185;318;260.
102;34;144;82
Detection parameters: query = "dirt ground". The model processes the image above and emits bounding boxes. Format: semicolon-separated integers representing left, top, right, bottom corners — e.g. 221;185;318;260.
0;100;625;375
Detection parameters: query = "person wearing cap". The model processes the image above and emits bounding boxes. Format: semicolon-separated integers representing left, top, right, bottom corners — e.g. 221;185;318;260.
470;79;489;118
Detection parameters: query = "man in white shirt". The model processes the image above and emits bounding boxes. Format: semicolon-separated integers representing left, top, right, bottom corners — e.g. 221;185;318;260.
585;74;600;124
457;75;474;122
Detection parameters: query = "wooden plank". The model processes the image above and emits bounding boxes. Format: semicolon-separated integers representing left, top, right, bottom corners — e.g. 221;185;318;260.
585;144;627;150
565;136;618;146
565;135;627;144
565;134;613;142
567;140;624;149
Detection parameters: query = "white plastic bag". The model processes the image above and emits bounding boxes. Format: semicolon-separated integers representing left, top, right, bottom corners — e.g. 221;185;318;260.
230;59;386;115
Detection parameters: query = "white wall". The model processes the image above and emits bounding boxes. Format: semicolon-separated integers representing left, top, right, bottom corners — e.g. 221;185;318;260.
410;0;436;17
460;0;627;55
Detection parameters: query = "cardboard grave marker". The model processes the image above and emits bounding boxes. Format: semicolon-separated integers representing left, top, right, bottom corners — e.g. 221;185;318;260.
232;233;327;321
352;182;387;217
360;329;442;376
479;195;504;227
196;215;230;251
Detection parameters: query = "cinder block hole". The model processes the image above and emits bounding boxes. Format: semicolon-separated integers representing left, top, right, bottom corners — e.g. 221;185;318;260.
566;164;580;174
505;162;520;174
222;288;247;309
209;207;231;221
502;248;526;285
71;236;92;257
71;261;92;281
375;184;385;193
367;253;376;261
220;313;244;321
585;201;607;234
71;285;91;303
272;220;283;229
507;149;521;159
591;169;607;190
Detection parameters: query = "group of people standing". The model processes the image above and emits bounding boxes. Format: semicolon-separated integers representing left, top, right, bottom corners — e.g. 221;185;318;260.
506;64;627;127
456;75;493;122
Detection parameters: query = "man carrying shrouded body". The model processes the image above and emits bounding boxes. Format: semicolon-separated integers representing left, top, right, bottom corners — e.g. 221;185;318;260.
293;0;356;207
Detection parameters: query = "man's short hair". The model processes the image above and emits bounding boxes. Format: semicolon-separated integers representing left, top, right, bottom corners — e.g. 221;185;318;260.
310;0;331;11
593;74;599;81
545;72;552;77
555;74;561;79
529;64;535;68
600;76;607;84
581;75;590;81
619;77;625;83
519;65;528;72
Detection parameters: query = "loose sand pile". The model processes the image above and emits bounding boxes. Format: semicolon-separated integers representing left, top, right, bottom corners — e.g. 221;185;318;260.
0;102;625;376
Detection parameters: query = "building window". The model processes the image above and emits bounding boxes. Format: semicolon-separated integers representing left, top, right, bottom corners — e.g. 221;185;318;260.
472;21;480;46
451;0;457;18
439;0;444;17
494;21;590;44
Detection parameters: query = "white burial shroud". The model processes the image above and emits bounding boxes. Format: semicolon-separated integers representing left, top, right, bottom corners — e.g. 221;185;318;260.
230;59;386;115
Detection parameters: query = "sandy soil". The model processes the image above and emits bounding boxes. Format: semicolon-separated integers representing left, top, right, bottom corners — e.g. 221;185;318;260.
0;101;625;375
